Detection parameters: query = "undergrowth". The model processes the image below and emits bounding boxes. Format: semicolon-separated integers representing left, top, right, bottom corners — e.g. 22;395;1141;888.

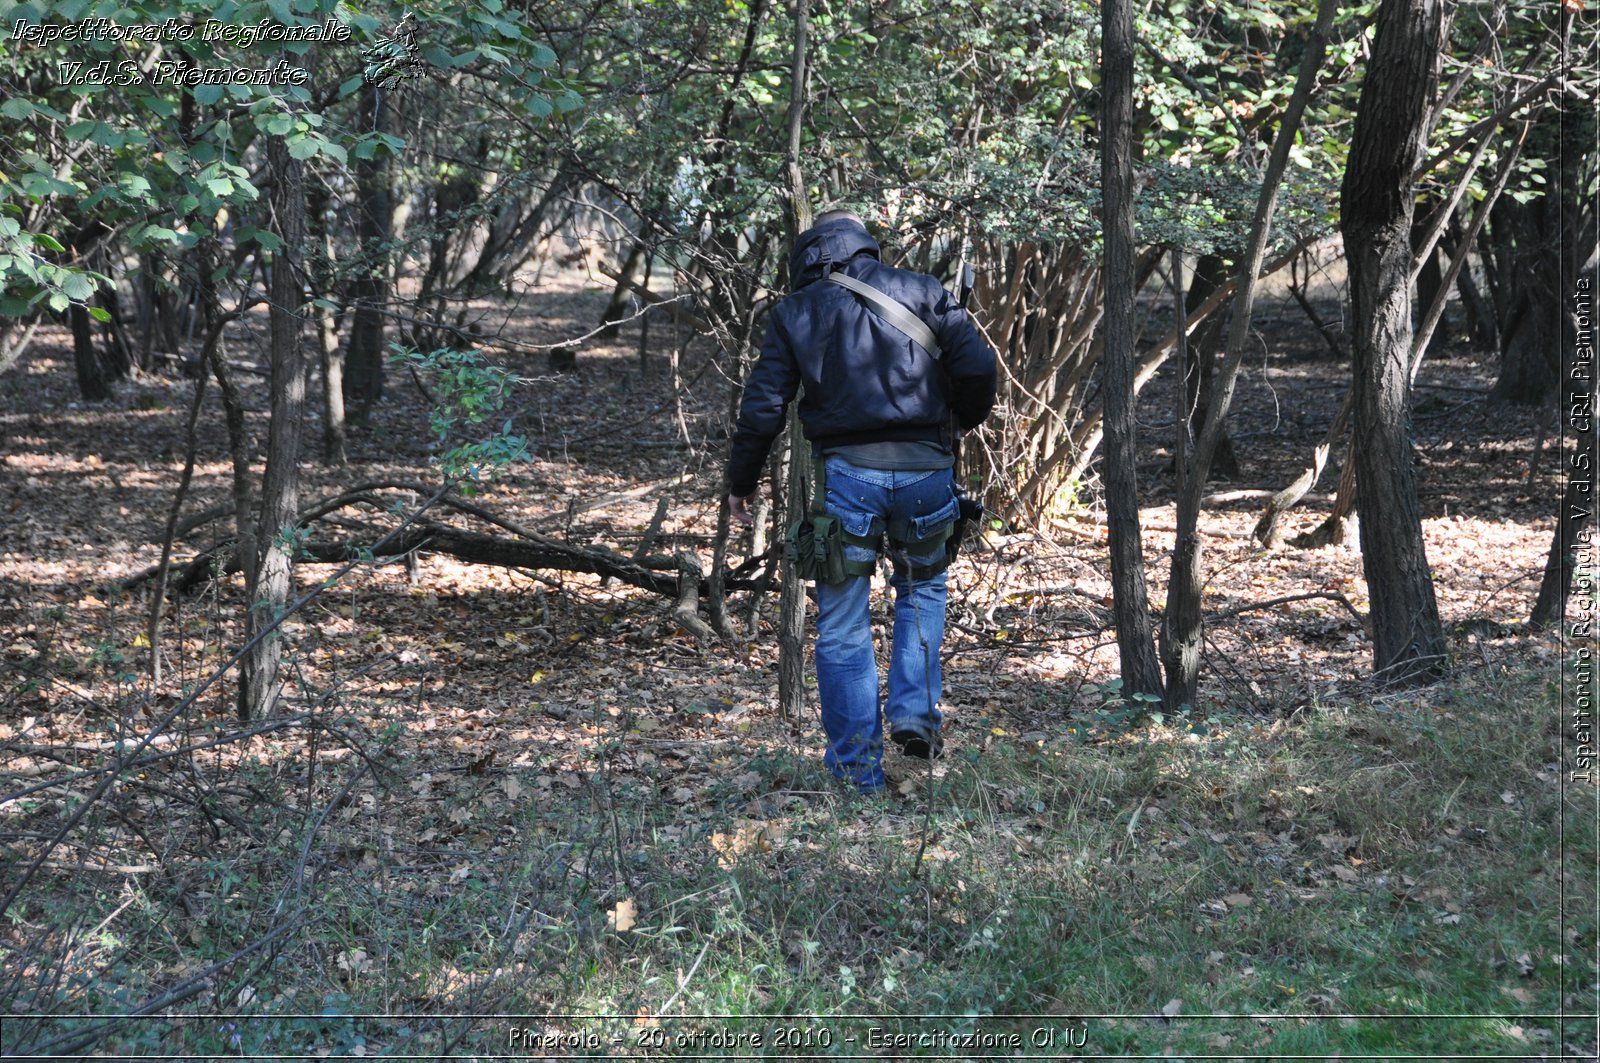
2;653;1592;1059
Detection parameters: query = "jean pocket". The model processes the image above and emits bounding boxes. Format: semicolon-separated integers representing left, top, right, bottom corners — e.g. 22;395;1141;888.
908;496;960;544
836;509;883;564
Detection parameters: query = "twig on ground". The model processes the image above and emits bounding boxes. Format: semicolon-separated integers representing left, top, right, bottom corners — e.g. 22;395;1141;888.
1211;591;1367;630
655;935;715;1016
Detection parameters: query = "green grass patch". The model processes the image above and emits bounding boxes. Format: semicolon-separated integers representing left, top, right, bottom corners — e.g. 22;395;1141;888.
2;667;1592;1058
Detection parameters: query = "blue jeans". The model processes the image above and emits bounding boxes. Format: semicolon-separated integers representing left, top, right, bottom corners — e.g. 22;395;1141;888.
815;457;958;792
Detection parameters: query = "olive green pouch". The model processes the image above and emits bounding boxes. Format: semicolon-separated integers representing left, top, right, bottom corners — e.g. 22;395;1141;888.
786;513;849;584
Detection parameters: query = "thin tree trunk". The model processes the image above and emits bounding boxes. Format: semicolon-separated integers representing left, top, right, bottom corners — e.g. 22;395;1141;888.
148;366;206;686
308;186;348;465
1531;235;1598;625
0;317;40;375
316;300;347;465
69;303;121;401
1182;253;1239;480
199;234;256;612
710;304;761;640
1291;452;1359;550
239;134;309;720
1531;469;1593;627
1340;0;1448;685
146;306;251;684
773;0;813;722
600;238;647;341
1100;0;1163;700
344;82;391;424
1161;0;1335;709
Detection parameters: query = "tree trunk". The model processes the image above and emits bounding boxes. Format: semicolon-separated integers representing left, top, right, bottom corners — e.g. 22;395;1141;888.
1533;460;1595;627
1486;195;1562;404
1442;217;1498;353
776;0;812;722
344;82;392;424
1339;0;1447;685
1411;202;1447;358
69;302;127;401
1161;0;1335;709
308;185;347;465
599;238;648;340
316;300;347;465
1100;0;1163;700
1488;109;1592;406
239;134;309;721
1530;239;1598;624
0;317;40;376
1181;253;1240;480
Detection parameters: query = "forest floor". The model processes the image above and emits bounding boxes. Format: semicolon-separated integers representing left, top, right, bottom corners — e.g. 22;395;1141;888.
0;267;1593;1059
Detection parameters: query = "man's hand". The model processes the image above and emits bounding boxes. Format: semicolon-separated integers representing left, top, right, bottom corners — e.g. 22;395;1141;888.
728;492;755;527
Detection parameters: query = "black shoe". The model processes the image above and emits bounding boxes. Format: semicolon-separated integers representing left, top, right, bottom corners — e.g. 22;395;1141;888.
892;729;944;760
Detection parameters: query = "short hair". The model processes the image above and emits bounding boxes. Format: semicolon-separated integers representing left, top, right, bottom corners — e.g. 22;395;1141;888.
815;209;864;227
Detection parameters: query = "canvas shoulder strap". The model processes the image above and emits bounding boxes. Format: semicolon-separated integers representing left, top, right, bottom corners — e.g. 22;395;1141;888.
827;271;941;361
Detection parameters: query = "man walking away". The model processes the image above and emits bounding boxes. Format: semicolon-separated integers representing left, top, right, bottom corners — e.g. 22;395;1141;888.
726;210;998;793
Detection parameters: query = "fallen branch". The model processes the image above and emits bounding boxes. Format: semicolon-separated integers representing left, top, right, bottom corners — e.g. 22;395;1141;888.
124;518;768;603
1211;591;1368;630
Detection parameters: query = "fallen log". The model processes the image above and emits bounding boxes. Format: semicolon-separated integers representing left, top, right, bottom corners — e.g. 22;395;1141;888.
121;520;771;601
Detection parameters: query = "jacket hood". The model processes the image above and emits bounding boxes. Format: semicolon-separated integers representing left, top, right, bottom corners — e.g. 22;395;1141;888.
789;216;880;289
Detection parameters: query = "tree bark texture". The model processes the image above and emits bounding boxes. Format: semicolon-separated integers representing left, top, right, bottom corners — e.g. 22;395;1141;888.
1099;0;1164;699
239;135;309;720
1339;0;1447;685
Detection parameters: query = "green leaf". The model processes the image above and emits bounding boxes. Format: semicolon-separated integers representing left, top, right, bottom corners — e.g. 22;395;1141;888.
88;306;112;323
286;137;320;161
33;233;65;253
193;84;225;107
1;98;35;120
48;292;70;313
61;273;97;301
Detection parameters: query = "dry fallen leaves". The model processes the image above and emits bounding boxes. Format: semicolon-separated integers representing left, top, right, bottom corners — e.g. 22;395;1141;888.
609;898;638;932
710;820;783;868
336;948;372;978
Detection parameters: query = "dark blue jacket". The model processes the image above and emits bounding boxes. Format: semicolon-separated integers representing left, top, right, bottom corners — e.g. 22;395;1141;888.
727;217;998;497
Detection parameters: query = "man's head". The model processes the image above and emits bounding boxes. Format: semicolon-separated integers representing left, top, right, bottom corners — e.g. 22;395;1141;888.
813;209;865;229
790;209;879;289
